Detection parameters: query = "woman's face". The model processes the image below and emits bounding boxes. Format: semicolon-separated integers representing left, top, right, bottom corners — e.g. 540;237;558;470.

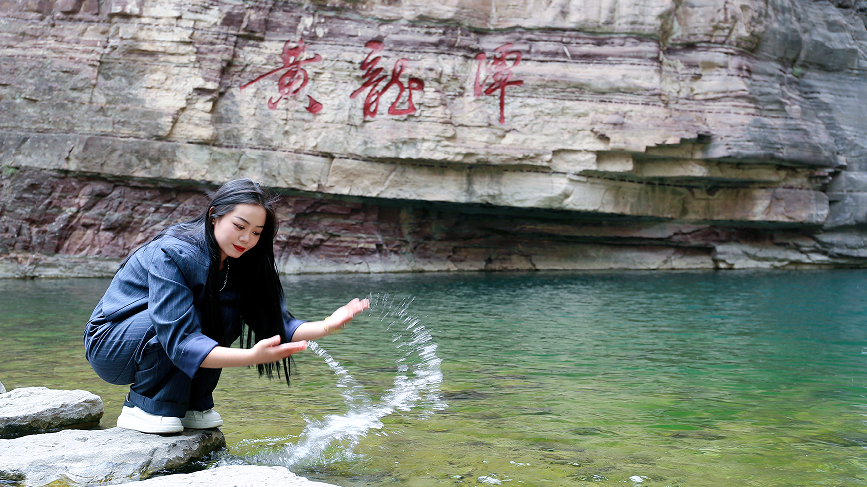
212;203;267;265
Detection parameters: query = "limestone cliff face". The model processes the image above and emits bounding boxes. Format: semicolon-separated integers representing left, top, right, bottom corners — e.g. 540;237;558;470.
1;0;865;276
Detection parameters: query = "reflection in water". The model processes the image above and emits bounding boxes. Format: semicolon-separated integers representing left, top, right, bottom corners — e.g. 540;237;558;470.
246;293;446;468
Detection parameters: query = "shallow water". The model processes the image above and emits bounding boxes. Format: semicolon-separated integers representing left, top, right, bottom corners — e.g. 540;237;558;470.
2;270;867;486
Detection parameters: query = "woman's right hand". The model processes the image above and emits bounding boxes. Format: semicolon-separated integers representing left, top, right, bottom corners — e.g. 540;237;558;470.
201;336;306;368
250;335;307;364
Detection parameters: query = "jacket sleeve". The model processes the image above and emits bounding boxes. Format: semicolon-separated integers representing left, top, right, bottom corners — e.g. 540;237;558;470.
147;245;219;378
283;307;306;341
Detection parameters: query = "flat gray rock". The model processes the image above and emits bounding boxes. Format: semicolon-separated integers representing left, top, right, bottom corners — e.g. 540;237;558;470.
116;465;337;487
0;427;225;486
0;387;103;438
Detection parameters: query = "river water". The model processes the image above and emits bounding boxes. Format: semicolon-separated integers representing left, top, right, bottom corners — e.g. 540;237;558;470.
2;270;867;486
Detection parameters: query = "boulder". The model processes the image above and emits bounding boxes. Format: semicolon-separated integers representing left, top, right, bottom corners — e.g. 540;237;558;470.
0;387;103;439
115;465;337;487
0;427;225;486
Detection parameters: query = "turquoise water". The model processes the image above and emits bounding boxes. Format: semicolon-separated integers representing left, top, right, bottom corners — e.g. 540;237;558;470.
2;270;867;486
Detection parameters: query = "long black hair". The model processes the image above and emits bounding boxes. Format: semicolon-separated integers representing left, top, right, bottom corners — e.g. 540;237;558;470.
128;179;295;385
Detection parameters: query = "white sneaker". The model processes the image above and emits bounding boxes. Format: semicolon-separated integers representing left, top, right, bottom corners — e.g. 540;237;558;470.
117;406;183;434
181;408;223;429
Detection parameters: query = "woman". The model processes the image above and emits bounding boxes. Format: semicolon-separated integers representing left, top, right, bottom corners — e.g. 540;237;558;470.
83;179;369;434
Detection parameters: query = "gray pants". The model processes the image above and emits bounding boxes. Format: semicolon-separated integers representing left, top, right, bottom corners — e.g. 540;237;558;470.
84;311;221;417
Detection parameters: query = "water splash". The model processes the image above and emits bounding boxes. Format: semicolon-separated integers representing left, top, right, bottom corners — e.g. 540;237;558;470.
251;293;446;468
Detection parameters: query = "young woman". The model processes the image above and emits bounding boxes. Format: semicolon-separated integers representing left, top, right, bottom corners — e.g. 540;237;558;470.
83;179;369;434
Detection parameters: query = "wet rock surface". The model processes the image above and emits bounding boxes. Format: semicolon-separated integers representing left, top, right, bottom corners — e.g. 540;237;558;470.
0;387;103;439
0;385;337;486
115;465;336;487
0;427;225;486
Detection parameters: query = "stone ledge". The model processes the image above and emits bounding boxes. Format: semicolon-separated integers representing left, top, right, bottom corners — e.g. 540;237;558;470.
0;387;103;439
115;465;337;487
0;253;121;279
0;427;225;486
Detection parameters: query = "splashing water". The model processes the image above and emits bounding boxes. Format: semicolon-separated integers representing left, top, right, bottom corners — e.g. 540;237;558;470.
249;293;446;468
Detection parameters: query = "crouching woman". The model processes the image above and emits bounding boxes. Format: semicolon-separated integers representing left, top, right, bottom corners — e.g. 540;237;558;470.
83;179;368;434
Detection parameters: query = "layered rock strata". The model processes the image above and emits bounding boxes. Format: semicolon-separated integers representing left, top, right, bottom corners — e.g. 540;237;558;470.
1;0;866;273
3;168;849;276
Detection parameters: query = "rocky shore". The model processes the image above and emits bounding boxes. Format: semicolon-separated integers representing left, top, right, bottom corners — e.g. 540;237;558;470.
0;382;335;486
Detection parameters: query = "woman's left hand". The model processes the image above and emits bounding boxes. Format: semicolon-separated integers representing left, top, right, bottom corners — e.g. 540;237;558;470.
325;298;370;331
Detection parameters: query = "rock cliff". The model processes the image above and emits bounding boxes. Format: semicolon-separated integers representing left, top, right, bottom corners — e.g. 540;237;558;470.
1;0;866;274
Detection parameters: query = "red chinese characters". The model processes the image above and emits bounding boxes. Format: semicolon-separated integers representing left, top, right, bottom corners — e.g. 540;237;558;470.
240;38;323;114
474;43;524;124
350;40;425;119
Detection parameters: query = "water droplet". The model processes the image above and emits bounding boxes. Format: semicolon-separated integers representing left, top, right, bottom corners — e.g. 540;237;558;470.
250;293;446;467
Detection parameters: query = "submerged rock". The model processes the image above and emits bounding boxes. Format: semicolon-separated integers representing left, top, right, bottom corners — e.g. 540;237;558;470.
0;427;225;486
0;387;103;439
116;465;337;486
